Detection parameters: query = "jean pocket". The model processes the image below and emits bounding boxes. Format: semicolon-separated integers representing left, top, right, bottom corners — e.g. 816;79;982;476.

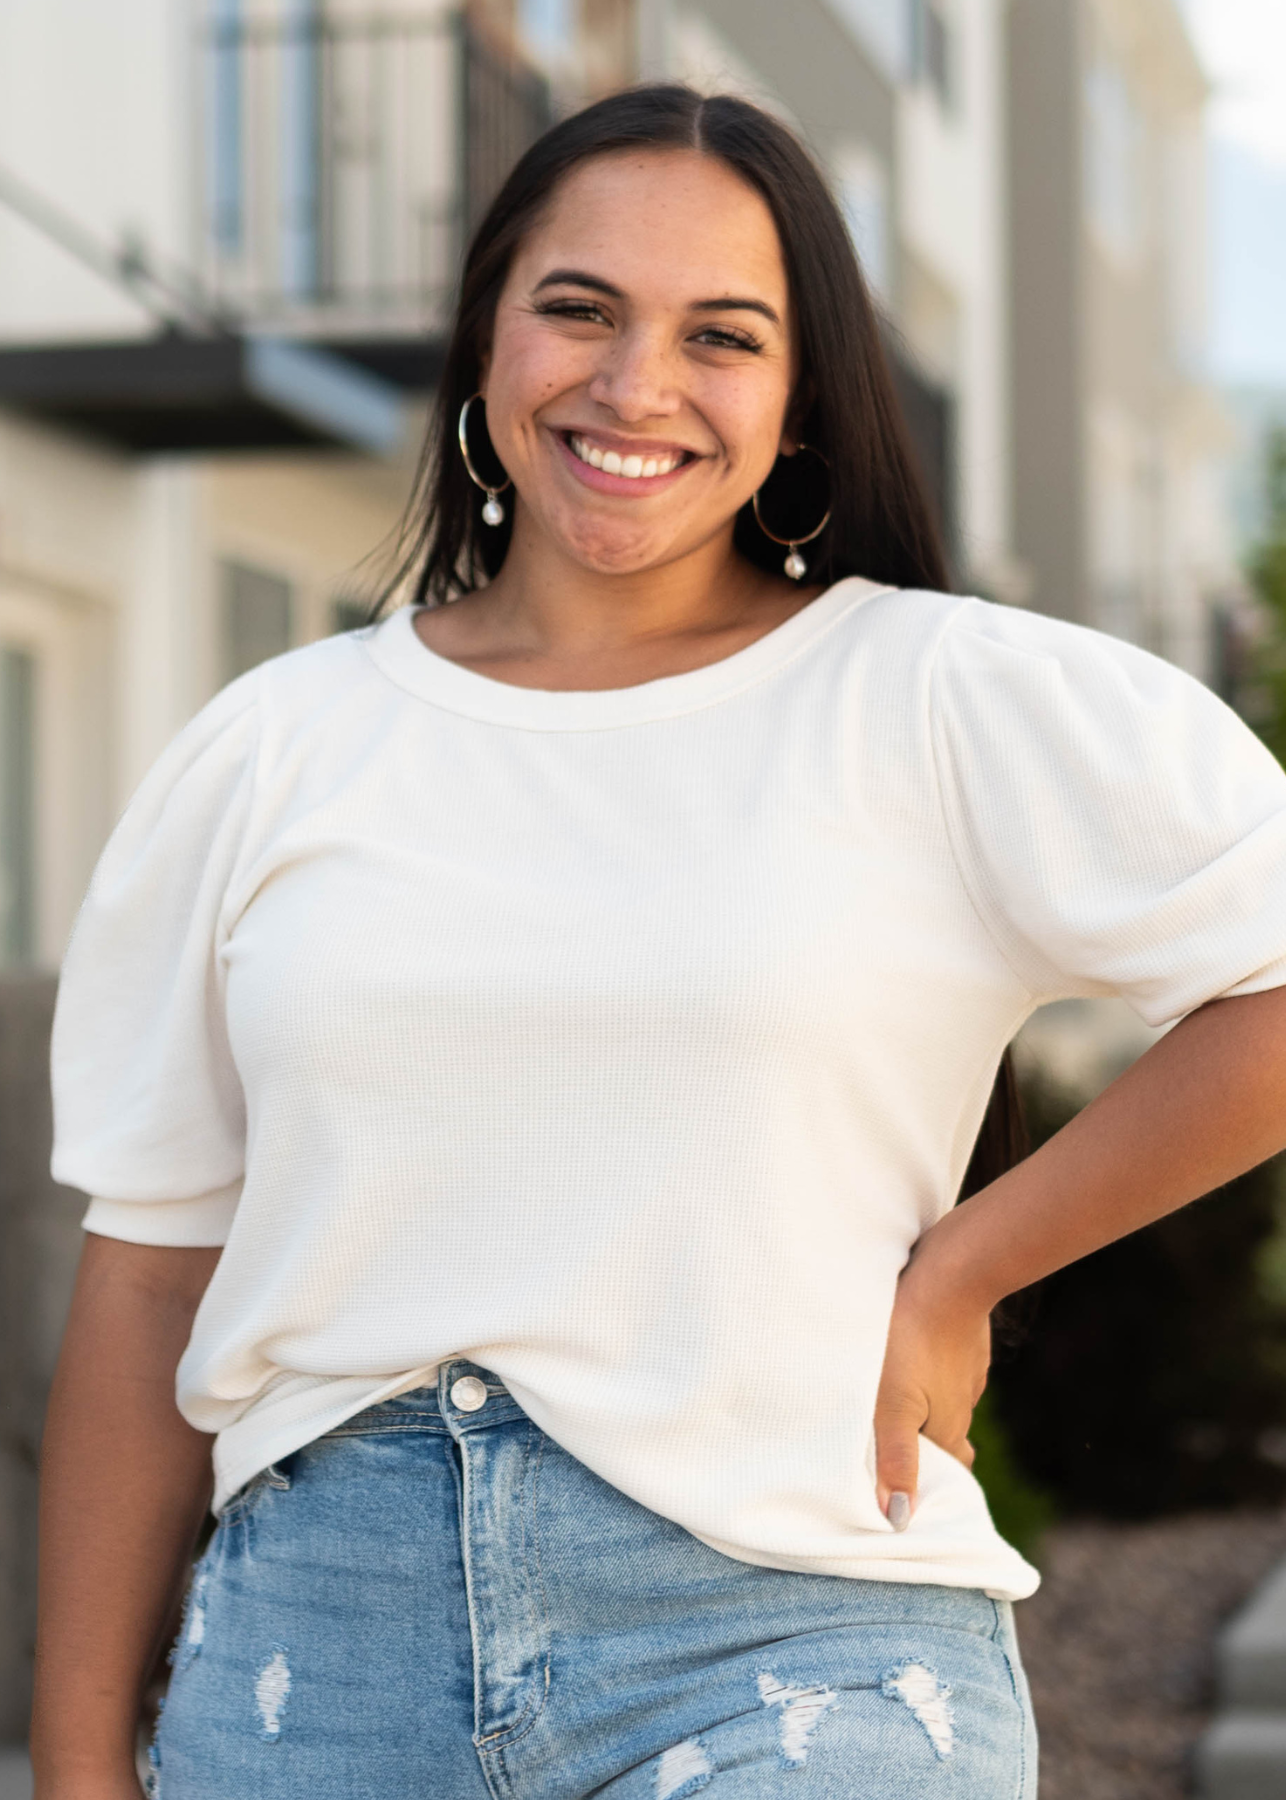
219;1459;293;1525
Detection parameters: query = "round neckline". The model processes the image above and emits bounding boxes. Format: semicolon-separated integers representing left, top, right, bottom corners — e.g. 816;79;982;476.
365;577;895;731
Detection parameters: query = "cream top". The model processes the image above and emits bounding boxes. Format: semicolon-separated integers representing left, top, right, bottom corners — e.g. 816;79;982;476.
51;582;1286;1600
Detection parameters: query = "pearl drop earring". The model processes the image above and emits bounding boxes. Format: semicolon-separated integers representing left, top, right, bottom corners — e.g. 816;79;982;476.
458;394;513;529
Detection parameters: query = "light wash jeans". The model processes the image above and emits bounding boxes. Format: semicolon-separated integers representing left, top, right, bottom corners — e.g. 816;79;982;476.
152;1362;1037;1799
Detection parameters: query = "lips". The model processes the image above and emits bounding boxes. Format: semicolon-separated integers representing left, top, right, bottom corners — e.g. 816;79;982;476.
549;425;701;499
566;432;689;480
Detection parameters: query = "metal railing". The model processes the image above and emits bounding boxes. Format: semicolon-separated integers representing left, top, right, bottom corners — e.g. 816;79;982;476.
196;6;551;337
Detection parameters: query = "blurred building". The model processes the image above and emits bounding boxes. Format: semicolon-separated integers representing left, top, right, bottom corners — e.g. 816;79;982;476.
1008;0;1237;678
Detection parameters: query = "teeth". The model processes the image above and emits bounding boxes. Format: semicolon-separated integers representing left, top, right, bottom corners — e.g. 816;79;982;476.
569;435;682;479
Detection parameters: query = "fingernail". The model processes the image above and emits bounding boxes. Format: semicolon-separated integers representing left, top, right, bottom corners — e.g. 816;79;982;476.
888;1491;912;1532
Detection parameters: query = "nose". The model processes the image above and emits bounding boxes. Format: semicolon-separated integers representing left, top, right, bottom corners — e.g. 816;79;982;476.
585;326;682;424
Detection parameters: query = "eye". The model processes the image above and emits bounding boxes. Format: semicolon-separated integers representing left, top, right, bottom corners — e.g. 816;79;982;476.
533;298;610;324
692;325;764;353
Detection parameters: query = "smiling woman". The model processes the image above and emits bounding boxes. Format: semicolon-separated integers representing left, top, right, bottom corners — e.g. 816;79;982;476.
34;83;1286;1800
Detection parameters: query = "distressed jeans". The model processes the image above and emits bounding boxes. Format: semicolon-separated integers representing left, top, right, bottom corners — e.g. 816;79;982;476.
152;1364;1037;1799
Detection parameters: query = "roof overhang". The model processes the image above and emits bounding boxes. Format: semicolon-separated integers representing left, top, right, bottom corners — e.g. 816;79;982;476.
0;332;430;455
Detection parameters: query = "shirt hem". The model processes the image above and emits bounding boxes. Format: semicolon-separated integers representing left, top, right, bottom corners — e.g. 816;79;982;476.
687;1526;1041;1604
208;1364;440;1512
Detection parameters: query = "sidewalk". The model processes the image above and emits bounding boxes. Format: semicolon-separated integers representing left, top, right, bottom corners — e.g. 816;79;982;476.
1200;1556;1286;1797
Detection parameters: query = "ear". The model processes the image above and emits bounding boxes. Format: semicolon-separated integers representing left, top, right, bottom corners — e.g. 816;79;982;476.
780;375;816;456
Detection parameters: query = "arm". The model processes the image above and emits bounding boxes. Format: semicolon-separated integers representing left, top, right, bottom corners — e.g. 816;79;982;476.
31;1235;221;1798
874;984;1286;1521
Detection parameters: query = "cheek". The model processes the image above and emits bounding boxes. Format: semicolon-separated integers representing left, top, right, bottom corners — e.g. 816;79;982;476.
485;326;591;448
699;369;792;479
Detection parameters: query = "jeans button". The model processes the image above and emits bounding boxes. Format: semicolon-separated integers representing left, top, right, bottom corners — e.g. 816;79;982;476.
450;1375;489;1413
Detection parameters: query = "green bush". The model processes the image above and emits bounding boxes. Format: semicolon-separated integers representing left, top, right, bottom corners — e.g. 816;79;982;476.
969;1386;1057;1562
1244;427;1286;761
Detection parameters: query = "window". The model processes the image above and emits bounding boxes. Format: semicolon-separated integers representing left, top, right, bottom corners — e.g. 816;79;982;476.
519;0;575;68
280;0;323;300
0;647;35;966
221;562;293;682
209;0;243;254
834;145;890;303
1084;62;1143;263
909;0;953;110
826;0;909;83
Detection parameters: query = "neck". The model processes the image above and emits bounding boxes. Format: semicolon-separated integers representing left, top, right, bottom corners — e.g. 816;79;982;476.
467;508;787;651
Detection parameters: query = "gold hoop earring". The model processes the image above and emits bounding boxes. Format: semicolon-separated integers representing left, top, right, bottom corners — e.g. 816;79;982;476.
458;393;512;527
751;444;832;579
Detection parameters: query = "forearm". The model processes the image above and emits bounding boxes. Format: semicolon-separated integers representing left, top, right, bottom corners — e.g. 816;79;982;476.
916;985;1286;1313
32;1236;220;1795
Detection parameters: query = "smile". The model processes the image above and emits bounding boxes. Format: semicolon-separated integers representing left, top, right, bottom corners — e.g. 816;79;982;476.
566;433;688;480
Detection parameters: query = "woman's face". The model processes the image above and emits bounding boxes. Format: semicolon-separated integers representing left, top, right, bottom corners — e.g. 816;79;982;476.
481;148;798;578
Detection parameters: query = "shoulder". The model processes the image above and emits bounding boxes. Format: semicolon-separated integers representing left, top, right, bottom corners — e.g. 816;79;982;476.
930;594;1198;701
813;583;1121;688
112;629;381;841
198;624;403;774
823;578;964;647
158;627;377;763
247;623;383;721
822;589;1279;792
804;580;966;698
925;597;1286;803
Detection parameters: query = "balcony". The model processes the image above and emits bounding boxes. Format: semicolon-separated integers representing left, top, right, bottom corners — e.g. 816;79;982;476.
0;7;551;453
200;6;548;359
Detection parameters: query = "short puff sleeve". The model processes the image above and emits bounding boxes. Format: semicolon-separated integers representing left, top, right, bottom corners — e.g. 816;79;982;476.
51;672;263;1245
932;601;1286;1024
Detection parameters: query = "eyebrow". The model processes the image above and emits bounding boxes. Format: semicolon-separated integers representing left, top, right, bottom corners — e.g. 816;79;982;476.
532;268;782;326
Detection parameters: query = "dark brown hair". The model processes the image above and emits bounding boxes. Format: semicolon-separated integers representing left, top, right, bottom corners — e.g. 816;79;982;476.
386;82;1025;1200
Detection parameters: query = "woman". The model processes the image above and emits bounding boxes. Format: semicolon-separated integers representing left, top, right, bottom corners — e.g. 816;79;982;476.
33;86;1286;1800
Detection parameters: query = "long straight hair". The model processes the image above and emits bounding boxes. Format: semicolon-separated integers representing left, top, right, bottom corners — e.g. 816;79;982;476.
385;82;1026;1197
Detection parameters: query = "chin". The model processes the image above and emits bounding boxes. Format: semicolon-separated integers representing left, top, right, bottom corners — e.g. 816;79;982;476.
560;525;675;576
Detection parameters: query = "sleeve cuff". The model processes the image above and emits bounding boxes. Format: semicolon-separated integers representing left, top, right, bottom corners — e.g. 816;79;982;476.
1215;958;1286;1005
82;1179;242;1247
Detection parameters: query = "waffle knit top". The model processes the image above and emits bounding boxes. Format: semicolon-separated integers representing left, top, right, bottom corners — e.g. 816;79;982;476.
50;580;1286;1601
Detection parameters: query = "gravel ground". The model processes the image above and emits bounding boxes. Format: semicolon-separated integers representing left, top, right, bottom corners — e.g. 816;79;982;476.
1015;1510;1286;1799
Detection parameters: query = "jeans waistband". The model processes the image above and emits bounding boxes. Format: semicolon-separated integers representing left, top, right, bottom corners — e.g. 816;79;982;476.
325;1360;528;1438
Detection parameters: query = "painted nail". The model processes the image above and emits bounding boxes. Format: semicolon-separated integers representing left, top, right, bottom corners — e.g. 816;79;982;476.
888;1491;912;1532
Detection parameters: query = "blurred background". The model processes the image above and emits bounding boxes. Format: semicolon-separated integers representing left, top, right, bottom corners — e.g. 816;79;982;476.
1;1;1286;1794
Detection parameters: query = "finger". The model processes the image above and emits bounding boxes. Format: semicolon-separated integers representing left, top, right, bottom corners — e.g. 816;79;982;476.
923;1411;977;1470
874;1395;924;1530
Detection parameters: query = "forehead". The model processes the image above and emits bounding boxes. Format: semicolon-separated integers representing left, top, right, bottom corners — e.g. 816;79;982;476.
510;148;790;312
